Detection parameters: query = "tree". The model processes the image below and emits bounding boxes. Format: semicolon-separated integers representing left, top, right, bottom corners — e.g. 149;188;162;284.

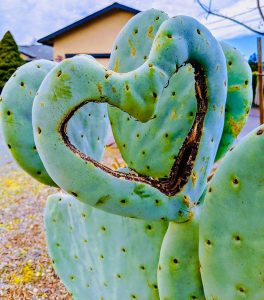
248;52;258;103
197;0;264;36
0;31;25;90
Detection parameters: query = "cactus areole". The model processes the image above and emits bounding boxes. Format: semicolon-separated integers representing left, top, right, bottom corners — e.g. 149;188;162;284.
59;63;207;197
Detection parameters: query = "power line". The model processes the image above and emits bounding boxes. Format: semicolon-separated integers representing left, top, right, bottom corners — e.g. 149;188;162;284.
197;0;264;35
209;17;262;31
206;6;264;26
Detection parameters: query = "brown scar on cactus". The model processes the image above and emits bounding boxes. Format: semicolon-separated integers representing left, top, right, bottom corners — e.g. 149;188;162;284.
59;62;208;197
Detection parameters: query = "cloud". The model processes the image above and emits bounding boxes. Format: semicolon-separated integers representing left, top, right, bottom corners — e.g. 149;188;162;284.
0;0;262;45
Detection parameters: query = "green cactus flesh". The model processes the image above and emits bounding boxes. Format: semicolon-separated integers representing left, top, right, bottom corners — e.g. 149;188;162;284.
32;11;227;221
157;207;205;300
0;60;56;185
216;42;253;160
45;192;168;300
199;125;264;299
0;57;108;185
108;10;196;179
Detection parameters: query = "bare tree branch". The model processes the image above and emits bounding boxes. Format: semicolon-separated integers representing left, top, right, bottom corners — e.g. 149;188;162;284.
257;0;264;21
197;0;264;35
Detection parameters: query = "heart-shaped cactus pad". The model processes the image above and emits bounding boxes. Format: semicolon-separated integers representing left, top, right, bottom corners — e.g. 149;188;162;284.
32;9;227;221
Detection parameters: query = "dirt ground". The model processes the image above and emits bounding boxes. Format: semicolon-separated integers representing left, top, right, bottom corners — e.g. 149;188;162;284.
0;145;124;300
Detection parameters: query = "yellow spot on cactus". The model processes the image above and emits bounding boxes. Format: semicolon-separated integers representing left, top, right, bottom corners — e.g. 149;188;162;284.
97;83;103;95
188;211;194;220
114;59;119;72
192;171;197;185
228;85;241;92
229;118;245;136
155;43;161;51
148;26;154;38
170;109;177;120
112;86;117;93
183;195;190;207
220;105;224;115
128;38;136;57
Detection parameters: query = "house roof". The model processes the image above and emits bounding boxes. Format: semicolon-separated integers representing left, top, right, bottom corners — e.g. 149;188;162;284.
38;2;140;46
19;45;53;60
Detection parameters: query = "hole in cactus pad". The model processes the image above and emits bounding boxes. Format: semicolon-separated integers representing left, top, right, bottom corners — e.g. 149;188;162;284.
59;62;208;196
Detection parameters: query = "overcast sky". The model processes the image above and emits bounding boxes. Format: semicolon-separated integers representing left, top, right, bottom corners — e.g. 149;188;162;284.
0;0;263;45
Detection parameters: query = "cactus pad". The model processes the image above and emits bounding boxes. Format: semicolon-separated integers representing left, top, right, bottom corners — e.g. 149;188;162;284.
0;60;56;185
216;42;253;160
199;125;264;299
158;207;205;300
32;12;227;221
45;193;168;300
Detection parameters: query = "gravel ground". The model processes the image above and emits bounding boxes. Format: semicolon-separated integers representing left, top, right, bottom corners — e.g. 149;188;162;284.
0;163;71;299
0;146;124;300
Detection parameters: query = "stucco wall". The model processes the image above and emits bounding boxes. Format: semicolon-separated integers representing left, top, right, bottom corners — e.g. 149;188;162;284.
53;9;134;65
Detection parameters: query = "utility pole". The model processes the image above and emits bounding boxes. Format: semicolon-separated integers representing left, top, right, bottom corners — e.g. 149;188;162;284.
258;37;264;124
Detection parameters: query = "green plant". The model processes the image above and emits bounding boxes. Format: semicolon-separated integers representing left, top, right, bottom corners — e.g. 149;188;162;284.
1;8;260;300
0;31;25;90
32;11;228;222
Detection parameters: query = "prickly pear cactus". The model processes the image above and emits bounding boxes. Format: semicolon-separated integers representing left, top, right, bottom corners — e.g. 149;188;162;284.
157;209;205;300
32;10;227;222
0;57;108;184
45;192;167;300
0;60;56;185
199;125;264;300
0;7;258;300
216;42;253;160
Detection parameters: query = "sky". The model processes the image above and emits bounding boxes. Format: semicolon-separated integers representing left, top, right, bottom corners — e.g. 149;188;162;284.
0;0;263;57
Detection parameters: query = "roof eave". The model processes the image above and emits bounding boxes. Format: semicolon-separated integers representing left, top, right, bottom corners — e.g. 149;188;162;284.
37;2;140;45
